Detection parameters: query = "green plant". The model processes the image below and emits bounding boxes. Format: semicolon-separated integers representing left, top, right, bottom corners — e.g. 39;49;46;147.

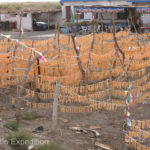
36;142;67;150
6;131;32;150
88;88;104;94
4;120;19;131
22;111;38;120
78;30;83;35
111;95;120;100
77;21;89;26
61;21;90;28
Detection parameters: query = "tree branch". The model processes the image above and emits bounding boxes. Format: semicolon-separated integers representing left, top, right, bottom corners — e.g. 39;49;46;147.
112;11;125;67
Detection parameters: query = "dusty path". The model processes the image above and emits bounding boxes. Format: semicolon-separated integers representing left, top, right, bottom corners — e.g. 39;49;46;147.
0;30;55;40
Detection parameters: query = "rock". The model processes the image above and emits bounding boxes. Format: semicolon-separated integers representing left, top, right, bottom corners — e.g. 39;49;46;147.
70;127;100;137
32;126;44;134
142;101;146;104
28;144;34;150
76;131;81;134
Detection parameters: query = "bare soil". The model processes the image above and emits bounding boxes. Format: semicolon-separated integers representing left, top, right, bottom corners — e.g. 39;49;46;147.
0;89;150;150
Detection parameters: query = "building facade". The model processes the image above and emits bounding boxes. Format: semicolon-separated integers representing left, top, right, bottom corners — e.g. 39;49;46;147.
128;0;150;31
60;0;132;24
60;0;150;32
0;10;62;31
0;13;32;31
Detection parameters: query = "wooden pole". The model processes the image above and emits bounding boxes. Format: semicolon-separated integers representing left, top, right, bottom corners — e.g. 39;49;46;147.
71;35;85;81
18;13;23;39
12;12;23;75
15;75;21;122
36;58;41;102
85;21;96;95
109;57;112;101
112;11;125;68
52;79;60;130
15;49;50;122
100;12;104;54
48;11;50;30
57;22;60;57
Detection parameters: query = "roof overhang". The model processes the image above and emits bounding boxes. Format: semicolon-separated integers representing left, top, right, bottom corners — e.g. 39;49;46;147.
127;0;150;2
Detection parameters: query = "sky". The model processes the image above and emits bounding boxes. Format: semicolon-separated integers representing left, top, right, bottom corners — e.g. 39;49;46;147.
0;0;59;2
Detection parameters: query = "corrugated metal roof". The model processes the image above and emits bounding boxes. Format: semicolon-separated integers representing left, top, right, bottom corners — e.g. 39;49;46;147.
0;9;61;14
127;0;150;2
60;0;128;5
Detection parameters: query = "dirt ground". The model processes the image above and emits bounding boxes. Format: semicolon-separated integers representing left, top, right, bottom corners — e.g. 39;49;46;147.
0;88;150;150
0;30;55;40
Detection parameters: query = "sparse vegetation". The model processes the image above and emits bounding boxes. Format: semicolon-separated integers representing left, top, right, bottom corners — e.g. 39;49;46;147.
22;111;38;120
4;120;19;131
111;95;120;100
36;142;67;150
0;2;61;12
6;131;32;150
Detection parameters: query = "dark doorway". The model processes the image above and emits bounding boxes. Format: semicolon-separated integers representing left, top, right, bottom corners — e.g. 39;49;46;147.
66;6;71;22
131;8;137;25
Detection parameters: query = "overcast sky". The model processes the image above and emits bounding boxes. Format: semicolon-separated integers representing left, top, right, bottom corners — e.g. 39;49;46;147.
0;0;59;2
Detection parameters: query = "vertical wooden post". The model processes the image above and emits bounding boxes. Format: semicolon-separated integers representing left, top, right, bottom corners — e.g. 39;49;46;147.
17;75;19;99
48;11;50;30
57;22;60;57
18;13;23;39
52;79;60;130
36;58;41;102
109;57;112;101
76;12;79;33
56;23;63;76
12;13;23;75
15;49;49;122
15;74;21;122
100;12;104;54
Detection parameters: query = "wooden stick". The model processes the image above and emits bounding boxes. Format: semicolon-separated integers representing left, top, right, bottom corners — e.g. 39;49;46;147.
112;11;125;68
71;35;85;82
109;57;112;100
15;49;50;122
52;79;60;130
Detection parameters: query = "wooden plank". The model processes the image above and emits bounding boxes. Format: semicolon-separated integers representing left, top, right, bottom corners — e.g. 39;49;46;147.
95;142;112;150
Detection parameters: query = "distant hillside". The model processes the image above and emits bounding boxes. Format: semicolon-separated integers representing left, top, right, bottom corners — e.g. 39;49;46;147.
0;2;61;13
